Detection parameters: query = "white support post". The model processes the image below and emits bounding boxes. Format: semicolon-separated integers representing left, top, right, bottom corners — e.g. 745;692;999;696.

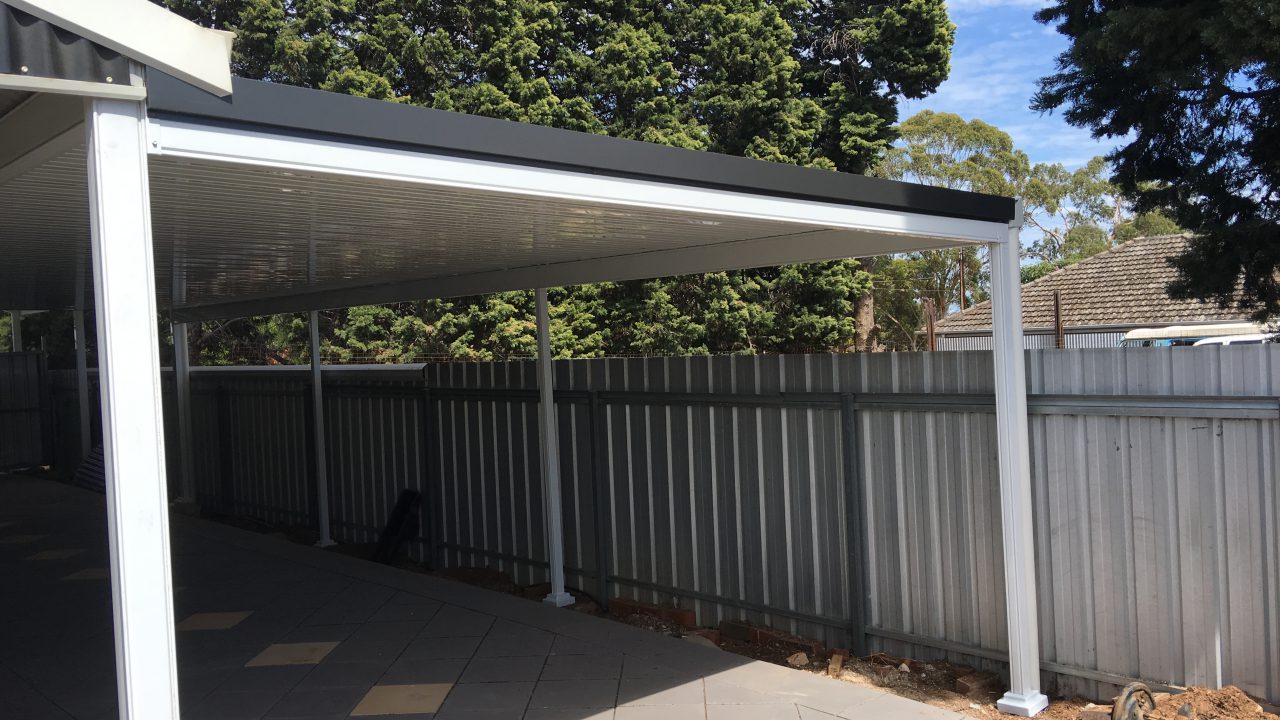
73;308;91;458
536;288;574;608
310;310;335;547
172;322;196;502
85;96;181;719
9;310;21;351
990;202;1048;717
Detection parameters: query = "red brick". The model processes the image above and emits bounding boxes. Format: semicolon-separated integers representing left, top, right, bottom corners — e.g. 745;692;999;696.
659;606;696;627
607;596;648;619
954;671;999;695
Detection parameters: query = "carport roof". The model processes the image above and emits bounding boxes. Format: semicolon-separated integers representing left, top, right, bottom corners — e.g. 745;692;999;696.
146;72;1015;226
0;69;1016;322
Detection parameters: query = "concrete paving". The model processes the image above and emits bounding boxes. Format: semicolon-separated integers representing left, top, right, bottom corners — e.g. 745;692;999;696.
0;474;963;720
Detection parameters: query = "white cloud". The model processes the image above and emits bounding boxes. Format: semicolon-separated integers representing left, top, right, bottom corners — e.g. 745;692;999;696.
897;0;1115;170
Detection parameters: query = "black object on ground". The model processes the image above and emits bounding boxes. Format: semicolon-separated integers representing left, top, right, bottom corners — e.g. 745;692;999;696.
373;488;420;564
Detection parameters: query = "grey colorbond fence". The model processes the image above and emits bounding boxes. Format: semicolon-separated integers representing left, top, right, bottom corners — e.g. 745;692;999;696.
1;352;50;468
936;329;1127;351
49;346;1280;703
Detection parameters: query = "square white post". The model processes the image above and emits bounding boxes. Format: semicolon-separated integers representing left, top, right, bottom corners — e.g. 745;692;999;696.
989;202;1048;717
9;310;21;351
172;322;196;501
310;310;335;547
85;96;182;719
536;288;573;607
73;307;92;458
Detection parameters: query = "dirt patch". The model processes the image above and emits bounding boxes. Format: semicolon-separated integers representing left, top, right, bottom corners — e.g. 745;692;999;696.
429;565;519;594
617;612;687;637
1148;686;1279;720
718;636;823;668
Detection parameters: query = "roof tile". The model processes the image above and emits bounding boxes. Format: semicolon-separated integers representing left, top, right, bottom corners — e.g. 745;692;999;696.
935;235;1249;332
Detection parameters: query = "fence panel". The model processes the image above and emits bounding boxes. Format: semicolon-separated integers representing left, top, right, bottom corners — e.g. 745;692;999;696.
43;345;1280;703
0;352;47;468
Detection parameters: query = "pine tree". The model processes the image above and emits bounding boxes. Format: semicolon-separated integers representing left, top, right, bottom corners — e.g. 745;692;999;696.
1034;0;1280;319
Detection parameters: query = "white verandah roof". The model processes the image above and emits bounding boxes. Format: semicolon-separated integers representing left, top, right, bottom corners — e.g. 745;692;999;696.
0;71;1014;320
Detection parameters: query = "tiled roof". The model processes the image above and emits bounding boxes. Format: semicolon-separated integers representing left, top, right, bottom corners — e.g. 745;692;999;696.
935;234;1249;333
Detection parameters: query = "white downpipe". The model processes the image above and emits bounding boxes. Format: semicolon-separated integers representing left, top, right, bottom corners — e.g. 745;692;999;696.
990;202;1048;717
172;322;196;501
9;310;21;351
310;310;335;547
85;96;181;720
73;307;91;458
536;288;574;608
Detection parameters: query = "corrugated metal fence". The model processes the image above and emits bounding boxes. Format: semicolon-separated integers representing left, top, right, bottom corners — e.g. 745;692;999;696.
49;347;1279;703
936;329;1127;350
0;352;50;468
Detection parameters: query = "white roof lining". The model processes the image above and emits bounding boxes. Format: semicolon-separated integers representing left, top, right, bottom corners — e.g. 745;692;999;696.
0;119;1002;319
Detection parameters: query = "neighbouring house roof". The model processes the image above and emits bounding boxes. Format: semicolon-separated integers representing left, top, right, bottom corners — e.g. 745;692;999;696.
935;234;1249;334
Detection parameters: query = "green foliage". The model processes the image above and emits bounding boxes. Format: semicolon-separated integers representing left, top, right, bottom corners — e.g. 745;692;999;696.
789;0;955;172
162;0;955;168
878;112;1132;262
870;109;1167;347
1034;0;1280;320
1020;260;1067;285
869;248;984;351
1113;211;1183;244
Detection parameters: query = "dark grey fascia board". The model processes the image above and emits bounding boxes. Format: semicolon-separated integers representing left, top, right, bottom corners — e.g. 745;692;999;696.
144;70;1017;224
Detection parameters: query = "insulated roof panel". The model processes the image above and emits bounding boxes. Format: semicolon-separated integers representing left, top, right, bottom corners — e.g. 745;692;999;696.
0;144;89;310
1;77;1012;319
0;140;996;317
148;155;831;309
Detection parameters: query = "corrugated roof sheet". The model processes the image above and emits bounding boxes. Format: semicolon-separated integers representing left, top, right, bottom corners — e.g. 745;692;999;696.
935;234;1250;332
0;4;130;85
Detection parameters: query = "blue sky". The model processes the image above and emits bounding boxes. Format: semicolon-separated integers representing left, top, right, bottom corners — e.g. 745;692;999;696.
900;0;1115;170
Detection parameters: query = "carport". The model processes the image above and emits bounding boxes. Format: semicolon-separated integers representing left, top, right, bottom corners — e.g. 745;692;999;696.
0;1;1046;717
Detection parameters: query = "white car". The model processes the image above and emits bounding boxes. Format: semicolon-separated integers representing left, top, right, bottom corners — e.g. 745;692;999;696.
1192;332;1278;346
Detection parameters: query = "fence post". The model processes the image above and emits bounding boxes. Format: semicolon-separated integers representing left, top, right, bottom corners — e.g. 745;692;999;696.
215;382;233;513
38;353;55;466
840;392;869;656
588;390;611;611
421;385;443;570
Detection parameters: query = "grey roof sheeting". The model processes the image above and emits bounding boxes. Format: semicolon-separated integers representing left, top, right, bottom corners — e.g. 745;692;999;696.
145;70;1017;225
0;4;131;85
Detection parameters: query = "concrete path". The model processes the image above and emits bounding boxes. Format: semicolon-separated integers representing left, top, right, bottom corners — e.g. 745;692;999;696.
0;474;962;720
